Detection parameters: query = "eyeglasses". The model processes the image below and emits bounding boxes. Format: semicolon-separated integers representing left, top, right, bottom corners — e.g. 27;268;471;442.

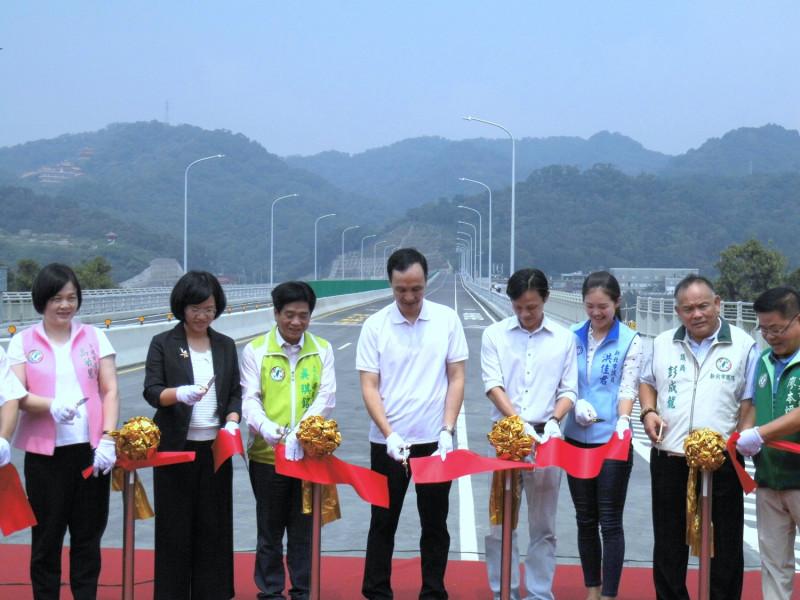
187;307;217;317
756;314;798;337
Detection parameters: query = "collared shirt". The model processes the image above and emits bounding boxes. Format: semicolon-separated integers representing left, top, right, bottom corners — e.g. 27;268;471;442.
641;318;758;400
481;314;578;423
356;298;468;444
240;329;336;426
751;347;800;403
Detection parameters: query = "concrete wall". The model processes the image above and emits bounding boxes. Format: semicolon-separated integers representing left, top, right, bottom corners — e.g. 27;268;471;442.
1;288;394;368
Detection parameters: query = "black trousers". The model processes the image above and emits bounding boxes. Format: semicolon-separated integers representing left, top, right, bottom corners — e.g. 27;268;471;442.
25;443;110;600
362;441;452;600
650;449;744;600
153;440;235;600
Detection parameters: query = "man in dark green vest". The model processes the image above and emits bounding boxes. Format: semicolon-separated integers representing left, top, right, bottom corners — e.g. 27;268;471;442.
736;287;800;600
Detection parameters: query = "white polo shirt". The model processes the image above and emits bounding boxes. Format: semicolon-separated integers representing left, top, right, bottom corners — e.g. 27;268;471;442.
481;314;578;424
356;299;468;444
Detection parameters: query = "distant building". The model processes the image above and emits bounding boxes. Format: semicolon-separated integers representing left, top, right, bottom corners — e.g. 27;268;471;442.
105;232;118;244
610;267;699;295
551;271;585;293
120;258;184;288
21;162;83;184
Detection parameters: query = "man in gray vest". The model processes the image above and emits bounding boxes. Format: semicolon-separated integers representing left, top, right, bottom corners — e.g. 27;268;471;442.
639;274;758;600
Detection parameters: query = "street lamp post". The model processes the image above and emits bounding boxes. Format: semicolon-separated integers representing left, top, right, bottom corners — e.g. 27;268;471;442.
457;237;472;278
457;232;473;279
456;244;469;276
463;116;515;274
373;240;387;277
184;154;224;273
458;221;478;279
459;178;491;283
458;206;482;282
341;226;359;280
383;244;397;266
270;194;299;289
360;234;376;279
314;213;336;281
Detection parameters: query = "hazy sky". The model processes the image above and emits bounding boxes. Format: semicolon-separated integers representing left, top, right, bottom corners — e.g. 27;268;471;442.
2;2;799;157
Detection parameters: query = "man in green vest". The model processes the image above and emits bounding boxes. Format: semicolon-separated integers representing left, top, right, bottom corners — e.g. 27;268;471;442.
241;280;336;600
736;287;800;600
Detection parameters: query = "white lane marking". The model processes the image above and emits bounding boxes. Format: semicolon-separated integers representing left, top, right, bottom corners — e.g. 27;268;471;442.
338;343;352;350
463;312;484;321
456;404;478;560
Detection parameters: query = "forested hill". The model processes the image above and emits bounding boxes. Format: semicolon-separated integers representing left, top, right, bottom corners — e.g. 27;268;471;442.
405;163;800;278
0;121;382;282
284;124;800;206
1;121;799;284
285;131;670;206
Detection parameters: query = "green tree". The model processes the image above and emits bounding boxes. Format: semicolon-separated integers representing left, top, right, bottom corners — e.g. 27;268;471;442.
714;239;786;301
13;258;41;291
73;256;117;290
785;265;800;292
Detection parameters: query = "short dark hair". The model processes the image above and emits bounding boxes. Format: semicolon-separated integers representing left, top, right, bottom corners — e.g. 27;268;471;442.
32;263;82;314
506;268;549;302
674;274;715;299
170;271;227;321
583;271;622;321
387;248;428;281
272;281;316;314
753;287;800;318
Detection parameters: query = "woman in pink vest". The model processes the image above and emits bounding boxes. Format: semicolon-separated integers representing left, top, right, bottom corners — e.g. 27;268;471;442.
9;263;119;600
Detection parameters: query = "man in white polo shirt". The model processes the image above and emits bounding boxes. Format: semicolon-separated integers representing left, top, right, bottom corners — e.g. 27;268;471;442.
357;248;468;600
481;268;578;600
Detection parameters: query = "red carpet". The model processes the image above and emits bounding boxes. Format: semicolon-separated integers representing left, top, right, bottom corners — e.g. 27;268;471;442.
0;544;771;599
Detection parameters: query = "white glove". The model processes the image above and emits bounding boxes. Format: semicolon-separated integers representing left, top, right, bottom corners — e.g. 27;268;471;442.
0;438;10;467
285;431;304;461
615;416;631;440
385;432;409;463
50;397;78;424
737;427;764;457
176;384;206;406
258;418;286;446
574;399;597;427
522;421;543;444
92;438;117;477
541;419;562;443
434;430;453;461
223;421;239;436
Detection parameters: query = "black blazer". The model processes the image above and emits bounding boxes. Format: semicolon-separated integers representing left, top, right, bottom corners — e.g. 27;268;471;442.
143;323;242;451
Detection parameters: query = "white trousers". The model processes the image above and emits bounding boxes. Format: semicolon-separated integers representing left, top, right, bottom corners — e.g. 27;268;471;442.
485;465;562;600
757;487;800;600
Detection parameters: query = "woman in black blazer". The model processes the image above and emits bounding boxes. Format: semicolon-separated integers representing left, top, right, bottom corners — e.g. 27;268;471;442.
143;271;242;600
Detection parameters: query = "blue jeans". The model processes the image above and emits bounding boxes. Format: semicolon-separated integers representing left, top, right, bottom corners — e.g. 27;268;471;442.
249;461;311;600
566;439;633;598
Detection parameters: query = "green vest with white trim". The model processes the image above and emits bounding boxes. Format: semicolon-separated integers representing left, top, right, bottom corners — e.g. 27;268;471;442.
247;327;328;465
753;349;800;490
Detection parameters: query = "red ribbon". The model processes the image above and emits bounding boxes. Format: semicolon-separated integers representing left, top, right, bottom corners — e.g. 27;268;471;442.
410;431;632;484
0;464;37;535
274;444;389;508
81;449;196;479
727;432;800;494
212;429;246;472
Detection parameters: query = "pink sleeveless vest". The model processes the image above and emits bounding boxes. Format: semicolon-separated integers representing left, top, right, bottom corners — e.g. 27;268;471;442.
14;322;105;455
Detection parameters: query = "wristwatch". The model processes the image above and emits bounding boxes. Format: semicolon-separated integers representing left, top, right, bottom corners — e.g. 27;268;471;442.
440;425;455;436
548;415;561;425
